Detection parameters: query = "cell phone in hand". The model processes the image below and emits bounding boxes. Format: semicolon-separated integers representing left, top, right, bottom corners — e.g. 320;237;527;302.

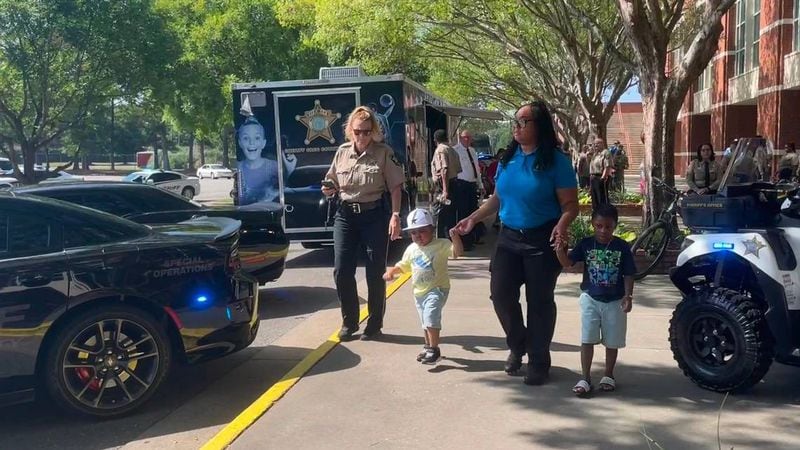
321;179;336;189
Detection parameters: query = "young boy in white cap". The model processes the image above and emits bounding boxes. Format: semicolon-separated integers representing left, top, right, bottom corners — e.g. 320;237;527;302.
383;208;463;364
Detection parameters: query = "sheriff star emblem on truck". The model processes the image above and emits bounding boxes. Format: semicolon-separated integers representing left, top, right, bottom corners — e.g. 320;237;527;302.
742;236;766;258
295;100;341;145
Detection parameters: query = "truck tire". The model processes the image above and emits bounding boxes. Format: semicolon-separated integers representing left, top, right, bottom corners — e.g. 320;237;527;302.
42;304;172;417
669;287;774;392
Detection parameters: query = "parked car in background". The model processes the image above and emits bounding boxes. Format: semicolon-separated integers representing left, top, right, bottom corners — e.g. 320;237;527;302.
0;157;12;175
197;164;233;179
39;171;85;184
123;169;200;199
21;182;289;284
0;177;18;189
0;193;259;417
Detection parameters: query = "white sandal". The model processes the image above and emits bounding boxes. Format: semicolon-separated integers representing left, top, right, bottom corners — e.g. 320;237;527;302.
573;379;592;397
599;376;616;392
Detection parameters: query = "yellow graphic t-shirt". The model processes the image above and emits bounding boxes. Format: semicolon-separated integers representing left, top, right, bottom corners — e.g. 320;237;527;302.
395;239;452;297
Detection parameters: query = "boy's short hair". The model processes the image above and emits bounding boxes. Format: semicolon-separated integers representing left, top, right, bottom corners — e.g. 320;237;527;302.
591;203;619;224
434;129;447;143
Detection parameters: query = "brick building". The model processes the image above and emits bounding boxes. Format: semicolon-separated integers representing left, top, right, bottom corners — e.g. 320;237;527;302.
676;0;800;175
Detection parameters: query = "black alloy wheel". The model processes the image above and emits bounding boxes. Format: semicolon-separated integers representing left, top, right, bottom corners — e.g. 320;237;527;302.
669;287;774;392
43;305;171;417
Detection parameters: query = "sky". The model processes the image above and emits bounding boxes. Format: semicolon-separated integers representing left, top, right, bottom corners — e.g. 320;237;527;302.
617;83;642;103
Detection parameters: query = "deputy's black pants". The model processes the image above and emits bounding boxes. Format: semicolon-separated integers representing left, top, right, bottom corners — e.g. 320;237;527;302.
333;206;389;332
436;179;458;239
490;224;562;372
590;174;609;210
453;179;478;247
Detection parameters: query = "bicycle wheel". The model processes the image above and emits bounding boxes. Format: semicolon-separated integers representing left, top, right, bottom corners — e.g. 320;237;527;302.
631;221;671;280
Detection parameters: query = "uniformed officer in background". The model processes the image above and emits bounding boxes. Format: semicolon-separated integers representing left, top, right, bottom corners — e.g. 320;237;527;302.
322;106;405;341
431;129;461;239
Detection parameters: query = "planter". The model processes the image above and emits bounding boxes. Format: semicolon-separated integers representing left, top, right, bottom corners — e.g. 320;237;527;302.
578;203;643;217
563;249;679;276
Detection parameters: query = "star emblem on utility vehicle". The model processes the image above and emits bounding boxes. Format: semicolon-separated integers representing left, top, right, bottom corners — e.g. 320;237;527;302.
742;236;766;258
296;100;341;145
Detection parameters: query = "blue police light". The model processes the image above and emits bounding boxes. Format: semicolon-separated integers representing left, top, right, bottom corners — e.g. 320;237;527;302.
226;307;232;321
196;295;209;303
713;242;734;250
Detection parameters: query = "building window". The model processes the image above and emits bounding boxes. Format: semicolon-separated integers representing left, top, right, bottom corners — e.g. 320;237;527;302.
734;0;761;75
752;0;760;67
735;0;747;74
697;63;713;91
794;0;800;51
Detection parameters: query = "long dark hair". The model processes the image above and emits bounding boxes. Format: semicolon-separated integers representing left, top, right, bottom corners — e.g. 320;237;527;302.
501;100;561;171
694;143;715;162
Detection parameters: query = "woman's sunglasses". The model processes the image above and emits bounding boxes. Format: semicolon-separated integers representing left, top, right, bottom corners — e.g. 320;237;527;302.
511;118;533;129
352;128;372;136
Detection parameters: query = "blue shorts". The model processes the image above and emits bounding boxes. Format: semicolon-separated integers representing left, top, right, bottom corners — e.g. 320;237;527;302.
415;288;449;329
579;292;627;349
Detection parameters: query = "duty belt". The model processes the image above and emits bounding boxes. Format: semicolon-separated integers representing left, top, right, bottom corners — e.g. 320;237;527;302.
341;199;382;214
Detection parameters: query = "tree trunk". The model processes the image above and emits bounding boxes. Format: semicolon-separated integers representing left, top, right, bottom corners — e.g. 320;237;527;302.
110;152;115;171
153;144;160;170
188;133;195;170
21;141;36;185
221;128;231;168
199;140;206;166
72;146;81;171
161;127;171;171
586;110;608;147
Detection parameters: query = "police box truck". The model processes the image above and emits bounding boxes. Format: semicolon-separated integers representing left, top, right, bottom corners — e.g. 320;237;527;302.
231;67;502;246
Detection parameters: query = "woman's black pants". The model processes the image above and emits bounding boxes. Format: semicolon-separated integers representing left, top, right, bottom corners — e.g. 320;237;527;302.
589;174;609;210
333;206;389;333
490;225;562;372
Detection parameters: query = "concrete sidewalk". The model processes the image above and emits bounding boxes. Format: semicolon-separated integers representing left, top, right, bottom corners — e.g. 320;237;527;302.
232;240;800;449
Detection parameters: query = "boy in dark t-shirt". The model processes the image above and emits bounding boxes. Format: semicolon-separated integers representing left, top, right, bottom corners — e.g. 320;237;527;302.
555;204;636;397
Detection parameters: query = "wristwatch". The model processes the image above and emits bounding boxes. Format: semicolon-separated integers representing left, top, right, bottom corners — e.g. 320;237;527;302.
392;212;401;217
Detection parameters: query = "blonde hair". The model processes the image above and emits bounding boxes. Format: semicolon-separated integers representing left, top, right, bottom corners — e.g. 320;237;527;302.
344;106;384;142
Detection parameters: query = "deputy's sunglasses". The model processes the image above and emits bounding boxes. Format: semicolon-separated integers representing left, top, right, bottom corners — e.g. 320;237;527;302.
352;128;372;136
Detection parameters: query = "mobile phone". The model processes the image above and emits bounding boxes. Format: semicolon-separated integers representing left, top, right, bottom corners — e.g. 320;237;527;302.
321;179;336;189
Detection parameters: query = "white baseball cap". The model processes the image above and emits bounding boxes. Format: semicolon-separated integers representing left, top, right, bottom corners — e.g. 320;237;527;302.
403;208;435;231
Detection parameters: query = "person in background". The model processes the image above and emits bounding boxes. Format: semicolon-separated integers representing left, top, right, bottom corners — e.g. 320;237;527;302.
778;142;798;181
452;100;579;386
452;130;484;250
431;129;462;240
721;138;739;169
322;106;405;342
686;143;722;195
576;145;591;189
588;138;613;210
612;144;628;192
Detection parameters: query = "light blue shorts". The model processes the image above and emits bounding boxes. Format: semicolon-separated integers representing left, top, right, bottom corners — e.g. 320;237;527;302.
579;292;627;349
415;288;449;329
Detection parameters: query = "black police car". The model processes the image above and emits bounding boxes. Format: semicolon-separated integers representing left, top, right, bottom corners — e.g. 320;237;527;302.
0;194;259;417
18;182;289;284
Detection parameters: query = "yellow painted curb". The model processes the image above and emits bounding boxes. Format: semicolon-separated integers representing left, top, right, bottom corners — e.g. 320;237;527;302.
201;273;412;450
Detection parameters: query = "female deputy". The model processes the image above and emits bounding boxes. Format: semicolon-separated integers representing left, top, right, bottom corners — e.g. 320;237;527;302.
322;106;405;341
686;143;722;195
453;101;578;385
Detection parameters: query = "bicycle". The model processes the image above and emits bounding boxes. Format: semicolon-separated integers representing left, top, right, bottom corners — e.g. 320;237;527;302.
630;177;688;280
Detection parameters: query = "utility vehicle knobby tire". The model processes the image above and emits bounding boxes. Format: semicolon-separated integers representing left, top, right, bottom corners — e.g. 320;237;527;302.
630;221;670;280
669;287;774;393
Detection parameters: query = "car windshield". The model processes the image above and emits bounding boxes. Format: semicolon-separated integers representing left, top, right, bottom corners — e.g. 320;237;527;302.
209;164;224;169
718;137;774;189
123;172;145;183
0;159;12;171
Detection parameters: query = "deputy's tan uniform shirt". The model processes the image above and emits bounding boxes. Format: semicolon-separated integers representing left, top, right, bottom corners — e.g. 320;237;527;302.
779;152;799;171
325;141;405;202
686;159;722;191
589;149;613;175
431;143;462;181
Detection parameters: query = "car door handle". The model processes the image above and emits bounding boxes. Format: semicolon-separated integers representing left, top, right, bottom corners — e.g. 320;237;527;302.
20;274;50;287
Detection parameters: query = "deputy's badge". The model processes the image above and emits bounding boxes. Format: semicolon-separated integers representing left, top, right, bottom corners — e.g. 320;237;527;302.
390;154;402;167
296;100;341;145
742;236;766;258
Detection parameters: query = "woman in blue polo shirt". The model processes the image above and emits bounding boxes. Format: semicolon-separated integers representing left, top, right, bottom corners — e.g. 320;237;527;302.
453;101;578;386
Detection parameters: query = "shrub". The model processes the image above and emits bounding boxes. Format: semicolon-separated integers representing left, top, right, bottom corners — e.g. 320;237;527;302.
568;215;638;248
